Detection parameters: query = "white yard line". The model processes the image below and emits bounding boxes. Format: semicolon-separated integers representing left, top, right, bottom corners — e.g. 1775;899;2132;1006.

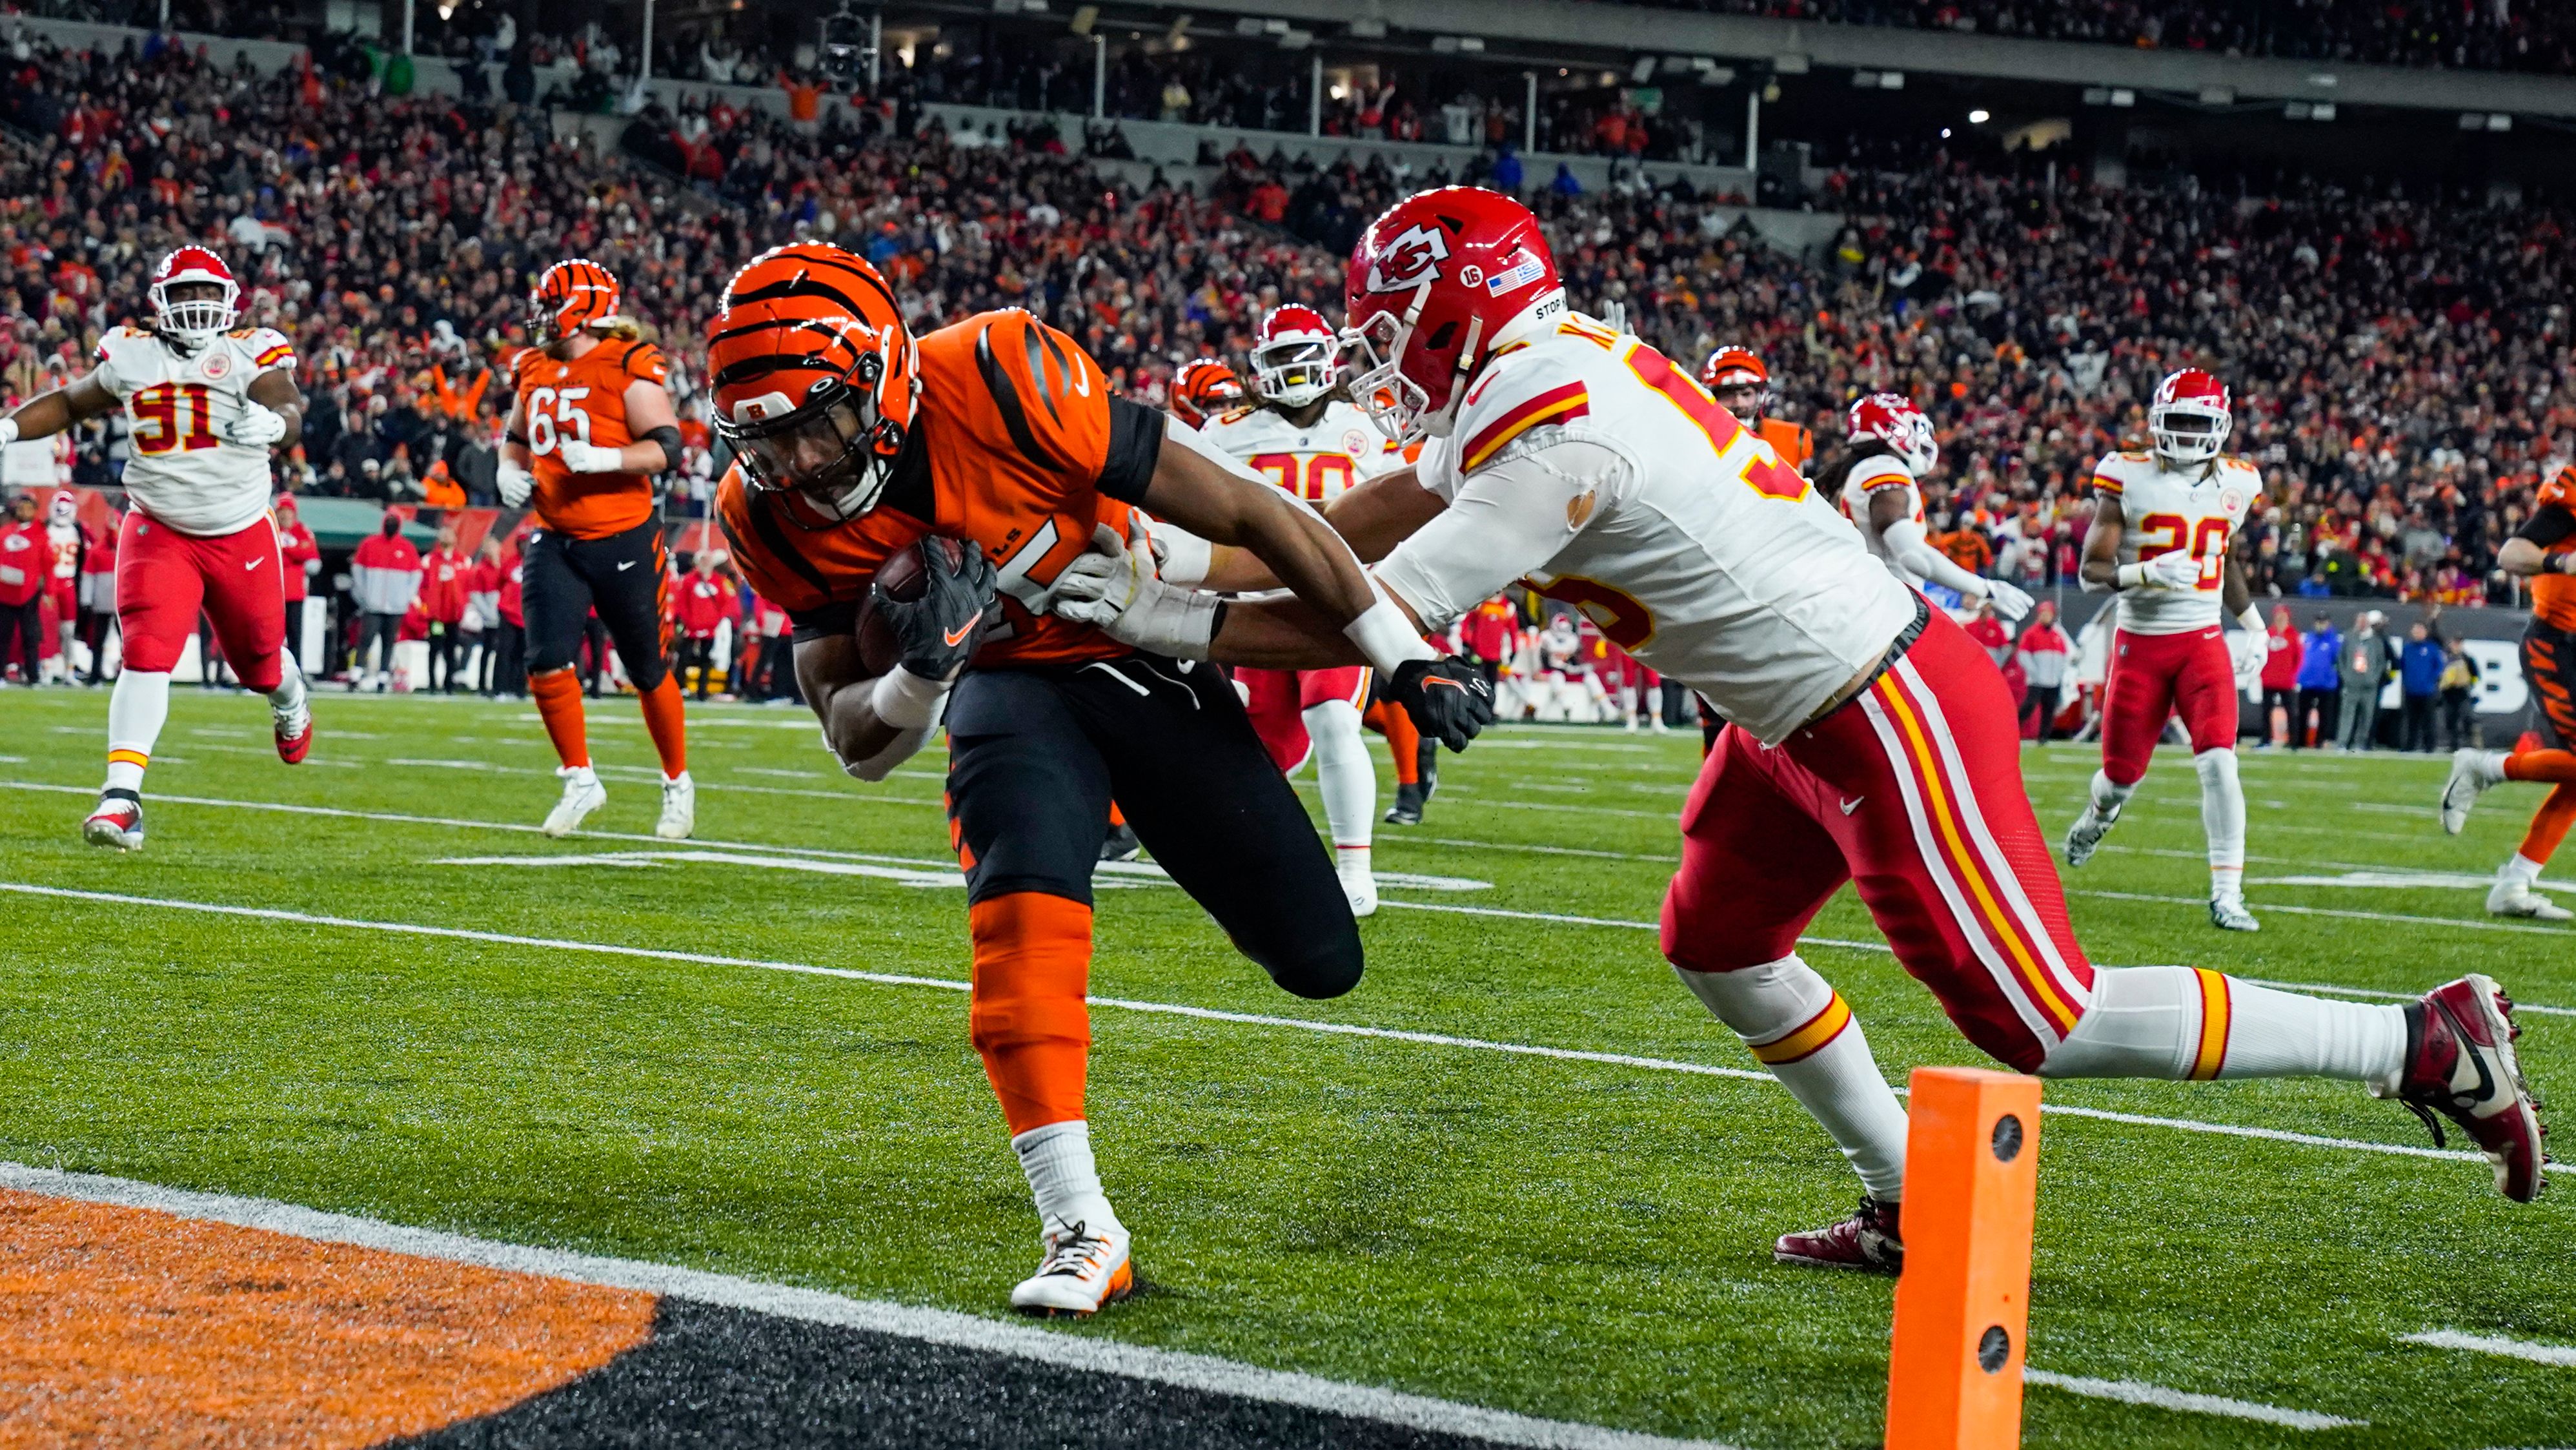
2021;1370;2359;1429
5;881;2558;1184
2400;1329;2576;1369
2069;890;2573;936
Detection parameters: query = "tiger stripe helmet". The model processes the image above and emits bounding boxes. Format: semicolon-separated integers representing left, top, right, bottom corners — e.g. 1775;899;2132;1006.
530;258;621;342
1698;345;1769;403
1171;358;1246;429
707;243;920;527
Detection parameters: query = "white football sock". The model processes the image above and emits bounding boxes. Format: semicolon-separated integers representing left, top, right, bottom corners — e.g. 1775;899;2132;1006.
2194;748;2246;899
2503;852;2545;887
104;668;172;794
2039;965;2406;1089
1012;1119;1121;1235
267;652;307;715
2089;768;2136;816
1303;698;1374;853
1677;955;1910;1199
2473;751;2511;788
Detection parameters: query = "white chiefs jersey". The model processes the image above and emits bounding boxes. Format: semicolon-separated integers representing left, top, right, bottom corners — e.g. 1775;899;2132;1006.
1381;317;1916;744
93;324;296;536
2093;449;2258;634
1837;452;1932;592
1199;399;1403;504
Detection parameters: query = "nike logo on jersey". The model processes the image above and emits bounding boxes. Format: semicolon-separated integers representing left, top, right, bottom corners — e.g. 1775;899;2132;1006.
1839;796;1864;815
617;560;637;571
244;558;260;571
943;609;986;648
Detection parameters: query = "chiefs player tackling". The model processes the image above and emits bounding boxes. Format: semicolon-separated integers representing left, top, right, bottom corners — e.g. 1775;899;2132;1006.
1199;305;1407;915
0;247;314;848
1056;187;2549;1269
2062;369;2270;932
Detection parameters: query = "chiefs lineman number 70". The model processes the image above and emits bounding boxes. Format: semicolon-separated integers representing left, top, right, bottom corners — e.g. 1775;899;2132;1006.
2064;369;2269;931
0;247;314;850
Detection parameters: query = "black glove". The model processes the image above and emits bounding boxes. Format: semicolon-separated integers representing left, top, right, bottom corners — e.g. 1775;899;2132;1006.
1388;657;1494;753
873;542;999;682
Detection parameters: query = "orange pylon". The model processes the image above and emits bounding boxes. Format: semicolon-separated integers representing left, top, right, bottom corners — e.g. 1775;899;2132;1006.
1885;1067;2042;1450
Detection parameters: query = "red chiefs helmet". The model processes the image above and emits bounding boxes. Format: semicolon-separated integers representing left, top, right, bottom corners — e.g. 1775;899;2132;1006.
2149;367;2231;465
1250;304;1339;407
1341;187;1566;445
1170;358;1246;429
530;258;622;342
149;246;239;342
1845;393;1940;475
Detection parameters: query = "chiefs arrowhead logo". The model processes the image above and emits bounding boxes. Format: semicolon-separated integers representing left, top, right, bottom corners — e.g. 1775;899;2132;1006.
1364;223;1450;295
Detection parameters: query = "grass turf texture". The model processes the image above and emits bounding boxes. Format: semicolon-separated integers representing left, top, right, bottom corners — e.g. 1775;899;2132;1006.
1;686;2571;1448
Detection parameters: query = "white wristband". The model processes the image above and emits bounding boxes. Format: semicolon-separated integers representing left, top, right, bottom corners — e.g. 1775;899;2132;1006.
1344;595;1437;673
2235;606;2264;635
0;417;17;448
867;665;949;730
2115;562;2149;589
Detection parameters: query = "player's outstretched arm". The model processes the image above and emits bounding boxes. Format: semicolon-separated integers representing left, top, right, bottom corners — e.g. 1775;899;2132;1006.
793;633;928;782
0;371;117;445
1138;428;1379;628
1874;487;2000;602
1183;467;1451;594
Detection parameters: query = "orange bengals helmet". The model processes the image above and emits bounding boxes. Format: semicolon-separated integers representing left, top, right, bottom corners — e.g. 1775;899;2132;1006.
707;242;919;527
1698;345;1769;413
1170;357;1246;429
529;258;620;342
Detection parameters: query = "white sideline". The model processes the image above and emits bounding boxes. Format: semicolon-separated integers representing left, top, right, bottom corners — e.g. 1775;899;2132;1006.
6;881;2564;1183
2401;1329;2576;1368
0;1162;1740;1450
2020;1370;2359;1429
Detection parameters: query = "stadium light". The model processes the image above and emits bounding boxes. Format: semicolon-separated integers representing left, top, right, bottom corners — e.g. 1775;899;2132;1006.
2490;112;2515;132
1968;109;1989;124
2110;88;2135;107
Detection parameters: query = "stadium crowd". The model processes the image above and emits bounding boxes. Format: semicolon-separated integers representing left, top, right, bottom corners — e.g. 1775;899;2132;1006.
5;26;2575;696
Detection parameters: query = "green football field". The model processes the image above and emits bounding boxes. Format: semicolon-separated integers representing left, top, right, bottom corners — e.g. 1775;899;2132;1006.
1;683;2570;1447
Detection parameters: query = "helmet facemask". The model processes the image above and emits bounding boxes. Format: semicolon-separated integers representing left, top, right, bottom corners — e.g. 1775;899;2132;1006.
153;278;238;345
720;354;906;529
1252;330;1337;408
2151;400;2231;466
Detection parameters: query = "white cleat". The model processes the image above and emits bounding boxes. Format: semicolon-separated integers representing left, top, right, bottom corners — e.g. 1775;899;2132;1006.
1009;1219;1133;1317
2440;748;2501;835
2062;802;2120;868
1339;858;1379;919
543;767;607;838
2488;877;2574;923
81;794;144;852
656;771;695;841
2209;895;2261;932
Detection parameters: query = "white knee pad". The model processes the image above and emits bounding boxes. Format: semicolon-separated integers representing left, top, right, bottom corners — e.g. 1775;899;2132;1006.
1675;954;1834;1043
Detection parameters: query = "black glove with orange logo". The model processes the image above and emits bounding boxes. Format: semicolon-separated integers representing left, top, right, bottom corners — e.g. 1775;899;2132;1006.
873;538;999;684
1388;657;1494;753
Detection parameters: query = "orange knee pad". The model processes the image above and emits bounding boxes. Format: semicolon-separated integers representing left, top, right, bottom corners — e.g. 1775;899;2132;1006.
968;892;1095;1136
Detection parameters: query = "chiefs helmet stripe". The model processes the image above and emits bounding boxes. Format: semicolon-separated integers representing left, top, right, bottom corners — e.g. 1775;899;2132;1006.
1461;382;1590;472
973;323;1069;473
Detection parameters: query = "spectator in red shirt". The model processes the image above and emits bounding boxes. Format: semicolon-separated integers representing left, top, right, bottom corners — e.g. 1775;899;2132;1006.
420;524;472;694
272;496;321;673
671;549;742;700
1962;598;2013;666
465;536;505;696
0;492;46;683
2258;603;2303;748
494;540;527;697
77;501;118;684
2014;600;2074;742
349;513;423;692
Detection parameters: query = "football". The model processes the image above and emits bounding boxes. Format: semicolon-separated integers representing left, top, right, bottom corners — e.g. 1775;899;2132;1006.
855;535;968;676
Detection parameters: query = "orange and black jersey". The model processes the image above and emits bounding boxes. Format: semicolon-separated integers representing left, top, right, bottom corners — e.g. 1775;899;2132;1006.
514;336;671;539
717;309;1165;666
1757;416;1814;476
2526;468;2576;631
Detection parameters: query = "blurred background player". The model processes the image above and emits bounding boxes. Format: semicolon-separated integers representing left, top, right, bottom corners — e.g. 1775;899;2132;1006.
2062;369;2270;932
1200;304;1406;915
1166;356;1247;431
496;258;693;840
0;247;312;849
1829;393;2034;624
1699;345;1812;476
2442;463;2576;919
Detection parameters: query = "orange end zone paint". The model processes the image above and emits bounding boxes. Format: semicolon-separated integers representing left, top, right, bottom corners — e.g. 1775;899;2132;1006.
1885;1067;2043;1450
0;1189;656;1448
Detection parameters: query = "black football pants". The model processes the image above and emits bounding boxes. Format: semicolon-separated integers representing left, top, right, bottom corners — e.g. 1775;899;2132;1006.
522;520;670;690
944;653;1363;1000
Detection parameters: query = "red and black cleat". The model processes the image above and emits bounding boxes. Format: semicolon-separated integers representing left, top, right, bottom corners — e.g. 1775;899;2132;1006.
1774;1194;1903;1273
274;703;313;765
2382;974;2550;1202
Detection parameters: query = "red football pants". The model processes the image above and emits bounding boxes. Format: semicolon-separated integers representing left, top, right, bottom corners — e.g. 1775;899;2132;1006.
116;511;287;692
1239;665;1370;773
2102;625;2235;784
1661;611;2096;1072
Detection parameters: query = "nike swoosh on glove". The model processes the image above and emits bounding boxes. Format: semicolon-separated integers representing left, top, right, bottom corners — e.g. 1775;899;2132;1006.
556;440;624;473
229;402;287;447
1388;657;1494;752
873;541;999;683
